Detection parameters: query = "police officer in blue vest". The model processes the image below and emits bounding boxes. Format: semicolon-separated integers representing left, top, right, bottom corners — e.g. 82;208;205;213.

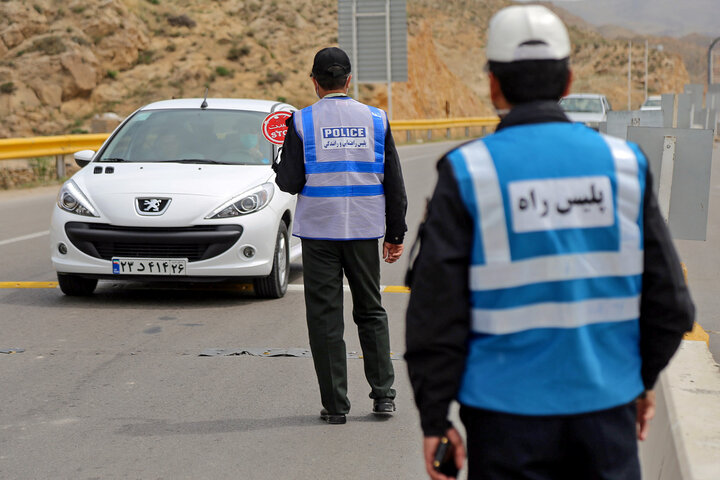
273;47;407;425
405;6;694;479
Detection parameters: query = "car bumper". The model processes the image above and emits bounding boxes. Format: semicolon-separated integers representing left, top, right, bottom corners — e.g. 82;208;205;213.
50;206;284;279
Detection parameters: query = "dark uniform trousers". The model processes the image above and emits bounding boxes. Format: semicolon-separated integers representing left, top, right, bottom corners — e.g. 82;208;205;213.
460;402;641;480
301;238;396;414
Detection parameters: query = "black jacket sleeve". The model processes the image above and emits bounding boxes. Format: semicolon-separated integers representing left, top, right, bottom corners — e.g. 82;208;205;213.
383;123;408;244
405;157;473;437
273;116;305;194
639;167;695;390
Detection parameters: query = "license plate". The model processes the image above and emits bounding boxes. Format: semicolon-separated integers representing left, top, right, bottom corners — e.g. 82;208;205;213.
112;258;187;276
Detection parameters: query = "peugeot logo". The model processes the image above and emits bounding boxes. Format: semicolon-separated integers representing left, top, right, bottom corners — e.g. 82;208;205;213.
136;197;171;216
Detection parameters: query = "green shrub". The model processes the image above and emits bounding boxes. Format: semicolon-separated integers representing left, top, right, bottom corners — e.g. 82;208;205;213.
167;14;196;28
30;157;52;180
265;72;286;85
215;66;232;77
227;45;250;61
106;70;118;79
136;50;155;65
0;82;16;94
31;36;66;56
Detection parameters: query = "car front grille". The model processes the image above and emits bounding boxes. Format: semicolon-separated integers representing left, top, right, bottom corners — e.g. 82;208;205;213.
65;222;243;262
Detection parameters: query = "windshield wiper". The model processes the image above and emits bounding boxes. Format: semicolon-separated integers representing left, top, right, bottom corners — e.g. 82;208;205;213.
161;159;225;164
98;157;127;162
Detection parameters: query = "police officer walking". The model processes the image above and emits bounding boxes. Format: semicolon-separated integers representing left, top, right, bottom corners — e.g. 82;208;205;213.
273;47;407;425
405;5;694;479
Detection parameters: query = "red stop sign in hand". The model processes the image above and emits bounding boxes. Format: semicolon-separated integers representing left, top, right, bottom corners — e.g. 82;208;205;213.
262;111;292;145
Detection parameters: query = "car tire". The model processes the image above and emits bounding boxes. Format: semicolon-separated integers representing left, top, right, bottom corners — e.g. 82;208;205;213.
57;273;98;296
254;222;289;298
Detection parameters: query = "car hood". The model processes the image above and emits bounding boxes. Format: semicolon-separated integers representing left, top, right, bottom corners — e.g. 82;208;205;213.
565;112;606;124
71;163;275;225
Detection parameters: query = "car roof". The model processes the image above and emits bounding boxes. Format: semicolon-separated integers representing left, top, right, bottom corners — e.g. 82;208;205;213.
139;98;296;113
562;93;607;99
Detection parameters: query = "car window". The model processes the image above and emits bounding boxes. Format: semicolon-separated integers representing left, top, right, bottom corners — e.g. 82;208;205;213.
559;97;604;114
99;109;272;165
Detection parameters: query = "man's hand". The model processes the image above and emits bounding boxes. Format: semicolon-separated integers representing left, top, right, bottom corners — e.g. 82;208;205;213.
422;427;465;480
383;242;404;263
636;390;656;441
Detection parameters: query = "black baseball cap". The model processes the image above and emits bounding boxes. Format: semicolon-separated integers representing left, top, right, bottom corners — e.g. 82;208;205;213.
311;47;351;78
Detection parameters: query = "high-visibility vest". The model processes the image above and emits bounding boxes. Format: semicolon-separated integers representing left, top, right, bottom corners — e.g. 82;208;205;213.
292;97;387;240
452;122;647;415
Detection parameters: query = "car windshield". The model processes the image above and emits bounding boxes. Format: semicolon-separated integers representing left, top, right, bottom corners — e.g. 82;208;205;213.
559;97;604;114
98;109;273;165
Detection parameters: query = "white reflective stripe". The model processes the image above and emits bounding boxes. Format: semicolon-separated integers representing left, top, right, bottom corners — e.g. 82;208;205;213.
470;250;643;290
305;171;383;187
460;141;510;263
471;295;641;335
601;134;642;250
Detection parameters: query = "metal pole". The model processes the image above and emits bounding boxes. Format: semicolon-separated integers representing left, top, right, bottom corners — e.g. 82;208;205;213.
352;0;359;100
709;37;720;86
644;39;648;102
628;40;632;110
385;0;392;120
658;135;677;223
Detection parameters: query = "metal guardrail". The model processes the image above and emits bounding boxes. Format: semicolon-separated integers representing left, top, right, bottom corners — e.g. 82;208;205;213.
391;116;499;131
0;117;500;163
0;134;109;161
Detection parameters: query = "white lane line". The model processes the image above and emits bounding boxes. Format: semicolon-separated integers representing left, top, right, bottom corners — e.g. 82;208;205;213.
0;230;50;247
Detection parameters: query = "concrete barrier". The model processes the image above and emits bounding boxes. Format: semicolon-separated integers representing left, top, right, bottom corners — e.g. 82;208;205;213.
639;340;720;479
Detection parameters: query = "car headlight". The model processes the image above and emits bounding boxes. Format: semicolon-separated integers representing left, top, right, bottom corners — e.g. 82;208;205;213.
206;183;275;219
57;180;99;217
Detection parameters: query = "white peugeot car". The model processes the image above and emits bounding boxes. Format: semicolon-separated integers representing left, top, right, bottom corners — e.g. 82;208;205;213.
50;98;300;297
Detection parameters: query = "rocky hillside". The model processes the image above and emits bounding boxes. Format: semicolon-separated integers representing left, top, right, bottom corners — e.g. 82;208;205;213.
0;0;691;138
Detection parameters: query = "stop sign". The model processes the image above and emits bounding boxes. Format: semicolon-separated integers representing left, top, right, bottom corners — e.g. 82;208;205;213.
262;111;292;145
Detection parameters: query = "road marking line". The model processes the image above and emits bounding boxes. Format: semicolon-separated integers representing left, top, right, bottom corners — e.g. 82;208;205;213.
287;284;409;293
683;322;710;345
0;282;411;292
0;230;50;247
0;282;58;289
384;285;411;293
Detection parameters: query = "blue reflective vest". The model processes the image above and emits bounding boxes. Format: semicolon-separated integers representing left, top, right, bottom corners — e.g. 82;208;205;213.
293;97;387;240
450;122;647;415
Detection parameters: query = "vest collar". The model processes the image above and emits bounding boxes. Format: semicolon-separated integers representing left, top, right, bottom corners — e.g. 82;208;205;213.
496;100;570;132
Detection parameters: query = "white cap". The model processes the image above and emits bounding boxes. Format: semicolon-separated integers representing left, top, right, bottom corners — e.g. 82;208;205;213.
486;5;570;62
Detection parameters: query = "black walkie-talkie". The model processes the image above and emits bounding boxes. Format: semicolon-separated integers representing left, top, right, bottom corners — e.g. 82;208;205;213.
433;436;460;477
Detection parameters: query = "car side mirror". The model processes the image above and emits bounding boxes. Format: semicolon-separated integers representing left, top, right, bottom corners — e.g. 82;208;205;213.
74;150;95;167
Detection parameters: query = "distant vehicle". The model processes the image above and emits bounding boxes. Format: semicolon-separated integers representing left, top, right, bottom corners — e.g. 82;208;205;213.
50;98;300;298
559;93;612;130
640;95;662;111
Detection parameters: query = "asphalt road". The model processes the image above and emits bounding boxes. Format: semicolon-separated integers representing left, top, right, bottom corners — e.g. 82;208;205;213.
0;140;462;480
2;139;718;479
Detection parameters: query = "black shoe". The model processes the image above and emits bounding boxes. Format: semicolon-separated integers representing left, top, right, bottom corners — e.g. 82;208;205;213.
373;398;396;415
320;409;346;425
